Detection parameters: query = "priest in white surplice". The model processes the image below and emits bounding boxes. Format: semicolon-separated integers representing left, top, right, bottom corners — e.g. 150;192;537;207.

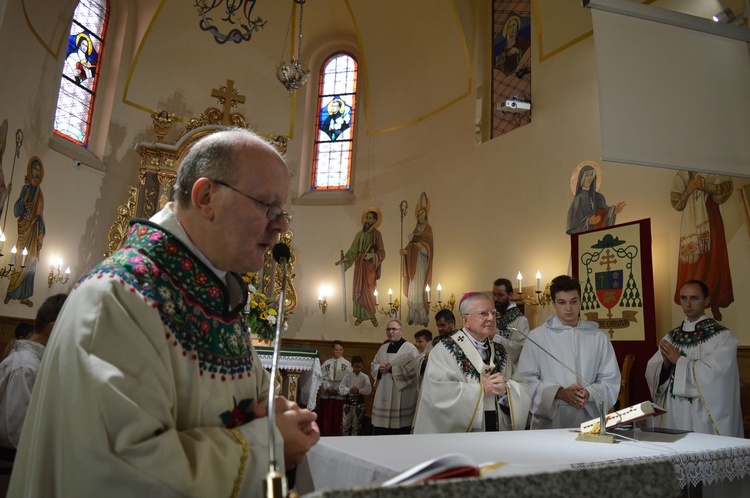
646;280;743;438
518;275;620;430
8;130;319;498
371;320;419;435
413;292;530;433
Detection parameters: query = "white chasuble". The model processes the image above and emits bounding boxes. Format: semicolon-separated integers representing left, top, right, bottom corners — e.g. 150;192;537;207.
413;329;530;434
646;317;743;438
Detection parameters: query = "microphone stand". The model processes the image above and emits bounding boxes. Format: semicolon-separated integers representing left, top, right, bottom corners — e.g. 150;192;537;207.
508;327;614;444
265;243;291;498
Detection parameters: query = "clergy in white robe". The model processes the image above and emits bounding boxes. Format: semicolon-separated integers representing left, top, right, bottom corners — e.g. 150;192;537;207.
319;341;352;436
371;320;419;434
645;280;743;438
412;324;530;434
8;130;319;498
517;276;620;430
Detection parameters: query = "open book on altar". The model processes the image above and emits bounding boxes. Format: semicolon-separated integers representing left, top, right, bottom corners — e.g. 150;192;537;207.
581;401;666;433
380;453;505;486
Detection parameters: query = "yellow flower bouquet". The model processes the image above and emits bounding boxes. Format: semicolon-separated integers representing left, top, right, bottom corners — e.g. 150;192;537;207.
242;273;283;342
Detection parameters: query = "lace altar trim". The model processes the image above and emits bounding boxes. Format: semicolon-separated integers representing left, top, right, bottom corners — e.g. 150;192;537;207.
570;446;750;488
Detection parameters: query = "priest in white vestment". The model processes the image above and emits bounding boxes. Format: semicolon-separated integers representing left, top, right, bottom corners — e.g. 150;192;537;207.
413;292;530;433
8;130;319;498
371;320;419;435
646;280;743;438
518;275;620;430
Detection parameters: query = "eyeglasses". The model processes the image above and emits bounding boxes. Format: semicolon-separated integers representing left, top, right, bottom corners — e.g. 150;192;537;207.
385;327;402;332
212;179;292;223
464;310;499;320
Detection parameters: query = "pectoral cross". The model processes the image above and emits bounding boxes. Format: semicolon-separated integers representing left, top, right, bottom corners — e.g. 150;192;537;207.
211;79;246;125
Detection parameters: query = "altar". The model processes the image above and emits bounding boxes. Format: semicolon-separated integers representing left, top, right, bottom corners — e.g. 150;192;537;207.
254;346;322;410
298;429;750;497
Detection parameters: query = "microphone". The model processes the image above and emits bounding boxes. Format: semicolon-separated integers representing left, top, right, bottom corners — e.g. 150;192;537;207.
507;326;614;443
272;242;291;264
265;242;291;497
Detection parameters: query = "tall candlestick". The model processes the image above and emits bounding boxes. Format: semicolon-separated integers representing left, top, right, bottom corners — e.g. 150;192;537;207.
437;283;442;302
425;284;431;303
388;288;393;304
374;289;379;306
21;247;28;267
517;271;523;294
10;246;17;266
536;271;542;292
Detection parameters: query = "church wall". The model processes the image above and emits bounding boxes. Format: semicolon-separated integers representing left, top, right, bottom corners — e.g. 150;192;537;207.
0;0;747;363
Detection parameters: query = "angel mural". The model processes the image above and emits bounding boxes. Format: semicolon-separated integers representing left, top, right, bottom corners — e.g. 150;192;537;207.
401;193;433;326
566;161;626;235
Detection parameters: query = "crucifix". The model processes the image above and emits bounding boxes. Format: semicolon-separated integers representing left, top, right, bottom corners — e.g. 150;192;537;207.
211;79;246;125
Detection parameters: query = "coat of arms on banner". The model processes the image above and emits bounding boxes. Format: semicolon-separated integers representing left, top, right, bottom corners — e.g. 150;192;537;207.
577;225;644;339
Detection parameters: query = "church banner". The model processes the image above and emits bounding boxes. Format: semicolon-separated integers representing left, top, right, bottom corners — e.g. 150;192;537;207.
570;218;657;404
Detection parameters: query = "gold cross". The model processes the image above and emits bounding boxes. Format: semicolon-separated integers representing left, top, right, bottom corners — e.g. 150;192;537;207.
211;79;246;125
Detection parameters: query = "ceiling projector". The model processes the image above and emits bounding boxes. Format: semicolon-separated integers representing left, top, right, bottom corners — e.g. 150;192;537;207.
498;98;531;112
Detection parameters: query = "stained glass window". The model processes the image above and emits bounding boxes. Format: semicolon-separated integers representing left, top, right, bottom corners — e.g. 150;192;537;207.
312;53;358;190
53;0;109;146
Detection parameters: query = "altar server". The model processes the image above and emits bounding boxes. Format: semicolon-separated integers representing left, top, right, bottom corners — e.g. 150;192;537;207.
518;275;620;429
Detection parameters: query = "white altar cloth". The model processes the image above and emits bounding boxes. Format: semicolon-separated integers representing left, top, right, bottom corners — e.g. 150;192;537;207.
256;348;322;410
299;429;750;496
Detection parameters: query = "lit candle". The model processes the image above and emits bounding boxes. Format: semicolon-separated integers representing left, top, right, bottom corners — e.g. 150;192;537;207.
425;284;431;303
21;247;28;267
517;271;523;294
57;258;63;271
64;267;71;275
374;289;379;305
0;229;5;252
388;288;393;304
437;283;442;302
10;246;17;266
536;271;542;292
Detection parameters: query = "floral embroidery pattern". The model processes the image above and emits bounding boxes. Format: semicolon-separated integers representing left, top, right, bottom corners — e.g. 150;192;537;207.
220;397;256;428
442;334;507;380
83;221;253;378
668;319;726;348
496;306;523;339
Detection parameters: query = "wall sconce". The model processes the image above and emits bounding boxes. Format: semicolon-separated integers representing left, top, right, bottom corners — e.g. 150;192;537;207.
318;295;328;314
524;274;551;306
0;245;26;280
318;285;330;314
427;283;456;312
48;258;71;288
374;288;400;318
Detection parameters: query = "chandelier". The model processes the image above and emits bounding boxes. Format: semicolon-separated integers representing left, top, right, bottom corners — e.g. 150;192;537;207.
276;0;310;93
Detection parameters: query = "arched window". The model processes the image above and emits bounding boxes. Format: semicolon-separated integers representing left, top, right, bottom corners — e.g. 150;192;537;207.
53;0;109;147
311;53;358;190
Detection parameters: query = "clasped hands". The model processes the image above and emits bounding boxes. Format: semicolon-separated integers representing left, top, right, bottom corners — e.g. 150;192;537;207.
659;339;681;367
254;396;320;469
483;372;508;397
556;384;590;409
378;362;392;374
